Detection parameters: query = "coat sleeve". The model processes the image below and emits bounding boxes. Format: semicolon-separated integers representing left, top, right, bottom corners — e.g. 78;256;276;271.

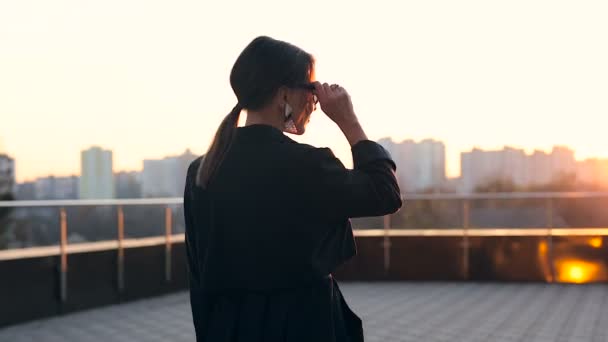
301;140;402;219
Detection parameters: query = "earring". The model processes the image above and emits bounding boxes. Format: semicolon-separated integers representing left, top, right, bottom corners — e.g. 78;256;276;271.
283;102;298;134
284;102;293;118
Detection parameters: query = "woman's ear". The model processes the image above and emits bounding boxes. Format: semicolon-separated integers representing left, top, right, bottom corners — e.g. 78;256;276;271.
277;86;289;103
271;86;291;113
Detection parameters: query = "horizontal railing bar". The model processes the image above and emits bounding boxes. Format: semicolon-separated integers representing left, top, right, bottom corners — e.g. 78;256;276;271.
2;228;607;261
402;191;608;201
356;228;608;237
1;191;608;208
0;198;184;208
0;234;186;261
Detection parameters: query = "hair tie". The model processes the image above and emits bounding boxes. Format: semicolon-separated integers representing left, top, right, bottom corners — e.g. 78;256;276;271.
231;103;243;115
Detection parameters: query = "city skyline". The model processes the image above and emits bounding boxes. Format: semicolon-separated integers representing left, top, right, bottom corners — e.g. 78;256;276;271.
2;0;607;183
4;127;608;184
6;140;608;184
12;141;608;201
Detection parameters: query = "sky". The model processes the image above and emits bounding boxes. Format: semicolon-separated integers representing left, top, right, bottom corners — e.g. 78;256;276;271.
1;0;607;182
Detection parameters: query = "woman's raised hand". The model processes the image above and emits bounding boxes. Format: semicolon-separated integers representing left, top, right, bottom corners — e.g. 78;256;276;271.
312;81;368;146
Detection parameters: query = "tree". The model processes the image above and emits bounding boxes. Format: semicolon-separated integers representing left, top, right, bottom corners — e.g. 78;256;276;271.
474;178;520;193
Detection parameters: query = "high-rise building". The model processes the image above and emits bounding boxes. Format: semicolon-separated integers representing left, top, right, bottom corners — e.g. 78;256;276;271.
0;154;15;197
142;149;197;197
461;147;528;193
79;147;114;199
34;176;79;200
527;147;575;185
378;138;446;193
115;171;142;199
418;139;447;192
15;181;36;200
527;150;552;186
551;146;577;178
460;146;577;193
577;158;608;188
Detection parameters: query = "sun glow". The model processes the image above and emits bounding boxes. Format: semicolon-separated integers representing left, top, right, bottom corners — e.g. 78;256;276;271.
556;260;600;284
588;237;603;248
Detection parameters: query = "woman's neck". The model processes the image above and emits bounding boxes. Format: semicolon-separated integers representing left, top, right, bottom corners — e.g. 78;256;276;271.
244;110;284;131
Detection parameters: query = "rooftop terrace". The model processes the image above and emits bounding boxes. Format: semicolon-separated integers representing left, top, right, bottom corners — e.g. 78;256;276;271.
2;282;606;342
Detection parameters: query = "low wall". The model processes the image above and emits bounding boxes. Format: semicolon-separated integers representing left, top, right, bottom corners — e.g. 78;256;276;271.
2;233;606;327
0;243;187;327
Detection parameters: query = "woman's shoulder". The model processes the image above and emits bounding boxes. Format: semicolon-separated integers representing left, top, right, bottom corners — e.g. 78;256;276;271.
187;155;204;174
278;140;339;167
185;156;204;187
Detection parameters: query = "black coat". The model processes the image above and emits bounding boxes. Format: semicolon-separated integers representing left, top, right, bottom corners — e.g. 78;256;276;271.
183;124;401;342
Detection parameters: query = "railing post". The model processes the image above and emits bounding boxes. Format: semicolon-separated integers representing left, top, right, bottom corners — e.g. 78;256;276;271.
165;206;172;282
546;198;556;283
462;199;470;280
383;215;391;275
59;207;68;303
117;206;125;294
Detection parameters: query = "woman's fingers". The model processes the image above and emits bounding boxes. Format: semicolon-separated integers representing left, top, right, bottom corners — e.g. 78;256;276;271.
323;83;332;97
314;82;353;122
313;81;327;102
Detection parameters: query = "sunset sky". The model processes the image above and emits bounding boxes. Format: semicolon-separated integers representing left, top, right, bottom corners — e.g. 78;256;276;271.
1;0;607;182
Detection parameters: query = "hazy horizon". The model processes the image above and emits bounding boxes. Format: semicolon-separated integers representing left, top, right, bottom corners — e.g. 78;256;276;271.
6;139;607;183
2;0;607;182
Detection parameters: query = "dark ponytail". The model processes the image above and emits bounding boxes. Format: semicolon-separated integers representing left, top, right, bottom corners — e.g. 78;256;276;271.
196;104;242;188
195;36;314;189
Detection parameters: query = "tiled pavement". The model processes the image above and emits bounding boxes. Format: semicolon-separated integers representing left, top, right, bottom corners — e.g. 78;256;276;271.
1;282;607;342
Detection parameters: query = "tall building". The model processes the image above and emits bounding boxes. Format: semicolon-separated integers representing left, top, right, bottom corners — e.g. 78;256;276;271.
115;171;142;199
142;149;197;197
577;158;608;188
527;150;552;186
15;181;36;200
79;147;114;199
551;146;577;178
34;176;79;200
460;146;577;193
418;139;447;192
461;147;528;193
0;154;15;197
378;138;446;193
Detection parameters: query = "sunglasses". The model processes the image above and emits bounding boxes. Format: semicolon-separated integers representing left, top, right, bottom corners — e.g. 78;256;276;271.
293;83;319;105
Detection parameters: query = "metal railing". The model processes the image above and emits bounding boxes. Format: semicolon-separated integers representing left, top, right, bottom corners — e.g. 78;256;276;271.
1;191;608;296
0;198;183;303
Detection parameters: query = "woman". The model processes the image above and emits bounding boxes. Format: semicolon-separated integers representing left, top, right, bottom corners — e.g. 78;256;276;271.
183;36;402;342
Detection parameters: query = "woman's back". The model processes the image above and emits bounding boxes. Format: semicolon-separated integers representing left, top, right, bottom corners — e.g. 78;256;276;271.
184;125;400;341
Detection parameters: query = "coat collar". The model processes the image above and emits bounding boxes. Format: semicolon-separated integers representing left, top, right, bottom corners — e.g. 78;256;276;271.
236;124;295;144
